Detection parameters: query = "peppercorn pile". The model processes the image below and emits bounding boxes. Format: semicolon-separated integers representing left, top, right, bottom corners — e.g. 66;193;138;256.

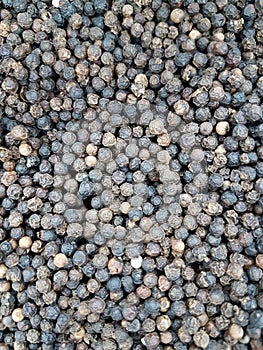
0;0;263;349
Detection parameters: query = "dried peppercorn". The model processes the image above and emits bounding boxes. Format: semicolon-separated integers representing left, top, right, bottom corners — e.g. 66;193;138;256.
0;0;263;348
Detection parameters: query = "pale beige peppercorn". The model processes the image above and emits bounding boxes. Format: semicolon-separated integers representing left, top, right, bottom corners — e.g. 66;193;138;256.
178;327;192;343
98;208;113;222
0;148;11;162
10;125;29;140
85;155;97;167
193;330;210;349
19;143;32;156
170;9;185;23
157;133;171;147
160;331;173;344
156;315;172;332
122;4;133;17
86;143;98;155
8;211;23;228
0;281;10;292
216;121;230;135
70;326;85;341
53;253;68;268
0;264;8;279
19;236;32;249
229;323;244;340
102;132;116;147
120;202;131;214
174;100;189;115
108;257;123;275
149;119;165;135
12;308;24;323
52;0;60;7
1;171;17;186
189;29;202;40
256;254;263;268
159;297;170;312
171;239;185;256
87;279;100;293
158;276;172;292
131;73;148;97
226;263;244;280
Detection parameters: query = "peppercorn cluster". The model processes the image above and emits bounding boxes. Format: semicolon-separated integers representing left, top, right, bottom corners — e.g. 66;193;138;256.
0;0;263;349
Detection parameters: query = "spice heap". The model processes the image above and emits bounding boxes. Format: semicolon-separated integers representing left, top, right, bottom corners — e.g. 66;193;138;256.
0;0;263;349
